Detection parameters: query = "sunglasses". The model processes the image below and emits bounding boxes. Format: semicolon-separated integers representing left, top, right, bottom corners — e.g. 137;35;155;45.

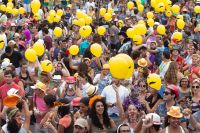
164;91;171;95
192;86;200;89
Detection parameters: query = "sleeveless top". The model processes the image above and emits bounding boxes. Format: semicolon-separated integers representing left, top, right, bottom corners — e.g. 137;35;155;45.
165;126;185;133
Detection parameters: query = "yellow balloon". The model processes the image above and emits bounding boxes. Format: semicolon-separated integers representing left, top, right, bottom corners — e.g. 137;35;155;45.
72;19;79;25
138;20;146;25
107;8;113;14
176;15;183;20
157;2;165;12
53;27;62;37
57;9;63;16
78;18;85;26
126;28;135;38
165;10;172;17
147;12;154;19
127;1;134;10
147;73;161;90
1;5;6;12
100;8;106;16
33;42;44;56
76;10;85;19
8;0;12;2
25;49;37;62
97;26;106;36
69;45;79;55
54;15;61;22
135;24;147;35
31;0;41;11
172;32;182;42
6;6;12;14
47;16;53;24
116;54;134;79
41;60;53;72
0;36;4;49
133;35;143;45
171;5;180;14
90;43;102;57
165;0;172;10
12;8;18;16
151;0;156;8
85;16;92;25
138;4;144;13
109;56;129;79
157;25;166;35
194;6;200;14
49;10;56;19
7;2;14;8
79;25;92;38
176;19;185;30
147;19;154;27
104;13;112;22
34;13;40;20
19;7;25;14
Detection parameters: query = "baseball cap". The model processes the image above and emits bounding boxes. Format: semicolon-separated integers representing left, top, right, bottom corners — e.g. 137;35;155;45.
145;113;162;125
74;118;89;130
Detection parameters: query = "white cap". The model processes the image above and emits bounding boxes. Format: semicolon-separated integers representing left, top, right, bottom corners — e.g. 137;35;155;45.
11;23;16;27
53;75;61;80
7;88;19;96
146;113;162;125
1;59;12;69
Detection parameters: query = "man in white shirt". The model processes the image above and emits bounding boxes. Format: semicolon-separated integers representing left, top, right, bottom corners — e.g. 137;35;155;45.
85;0;95;13
101;77;129;122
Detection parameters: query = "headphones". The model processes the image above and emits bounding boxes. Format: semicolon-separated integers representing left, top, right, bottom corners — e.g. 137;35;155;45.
179;77;190;88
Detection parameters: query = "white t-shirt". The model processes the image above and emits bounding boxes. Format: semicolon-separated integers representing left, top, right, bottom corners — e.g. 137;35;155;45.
159;61;171;79
101;85;129;104
93;73;101;84
85;2;95;13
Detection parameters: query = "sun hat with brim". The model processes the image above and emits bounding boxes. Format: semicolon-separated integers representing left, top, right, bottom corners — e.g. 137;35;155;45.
65;76;76;84
71;97;81;106
74;118;89;130
167;106;183;118
86;85;98;97
146;113;162;125
138;58;148;67
1;61;12;69
31;81;47;92
3;95;20;107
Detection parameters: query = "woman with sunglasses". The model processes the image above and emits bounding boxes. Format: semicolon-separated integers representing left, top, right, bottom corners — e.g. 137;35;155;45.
190;79;200;114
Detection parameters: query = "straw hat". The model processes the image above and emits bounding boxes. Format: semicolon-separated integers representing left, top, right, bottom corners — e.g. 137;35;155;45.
86;85;98;97
31;81;47;92
138;58;148;67
3;95;20;107
167;106;183;118
103;64;110;70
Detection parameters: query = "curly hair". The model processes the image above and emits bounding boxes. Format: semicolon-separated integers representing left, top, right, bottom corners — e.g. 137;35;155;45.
89;98;111;129
164;61;178;85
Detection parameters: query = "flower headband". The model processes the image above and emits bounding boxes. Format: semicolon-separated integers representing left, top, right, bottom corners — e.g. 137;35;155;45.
89;95;103;108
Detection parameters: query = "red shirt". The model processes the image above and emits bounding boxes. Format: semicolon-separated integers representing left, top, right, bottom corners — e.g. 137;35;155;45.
0;82;24;100
0;77;20;87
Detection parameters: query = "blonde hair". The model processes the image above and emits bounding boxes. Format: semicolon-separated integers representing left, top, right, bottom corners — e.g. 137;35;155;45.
164;61;178;85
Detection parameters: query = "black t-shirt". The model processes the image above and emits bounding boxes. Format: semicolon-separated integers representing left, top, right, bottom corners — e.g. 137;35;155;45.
1;51;23;68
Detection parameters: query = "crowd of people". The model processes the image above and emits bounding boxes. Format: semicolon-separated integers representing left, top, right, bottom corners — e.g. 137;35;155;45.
0;0;199;133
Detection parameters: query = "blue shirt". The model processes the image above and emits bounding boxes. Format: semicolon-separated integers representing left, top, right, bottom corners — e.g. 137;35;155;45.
24;0;30;4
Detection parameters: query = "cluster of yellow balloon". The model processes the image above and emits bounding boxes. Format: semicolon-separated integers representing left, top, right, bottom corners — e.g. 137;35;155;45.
46;9;62;23
0;2;23;15
172;32;182;42
73;11;93;26
41;60;53;72
157;24;166;35
31;0;41;20
69;45;79;55
127;1;134;10
53;27;62;37
90;43;102;57
194;6;200;14
79;25;92;38
147;73;161;90
150;0;174;13
176;19;185;30
97;26;106;36
109;54;134;79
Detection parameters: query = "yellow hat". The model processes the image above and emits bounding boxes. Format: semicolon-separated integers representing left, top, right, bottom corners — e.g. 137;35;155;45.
31;81;47;92
167;106;183;118
103;64;110;70
138;58;148;67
